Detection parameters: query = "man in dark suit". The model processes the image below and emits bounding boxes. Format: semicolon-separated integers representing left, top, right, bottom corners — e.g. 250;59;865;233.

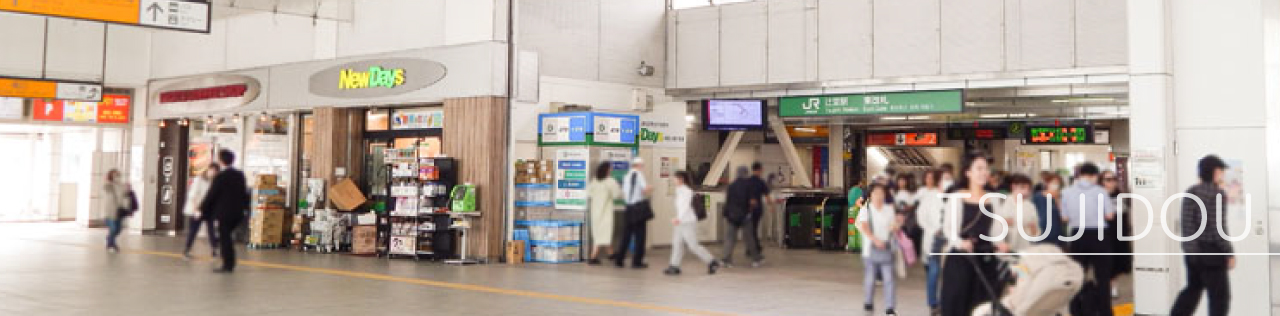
200;150;250;273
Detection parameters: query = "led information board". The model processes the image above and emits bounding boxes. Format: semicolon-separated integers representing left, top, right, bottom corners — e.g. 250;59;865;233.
1026;126;1093;144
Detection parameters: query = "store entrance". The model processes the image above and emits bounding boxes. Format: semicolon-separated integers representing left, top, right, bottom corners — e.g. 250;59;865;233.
0;124;128;223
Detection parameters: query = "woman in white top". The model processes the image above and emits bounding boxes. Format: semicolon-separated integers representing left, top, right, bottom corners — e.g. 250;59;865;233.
586;162;622;265
664;171;720;275
857;183;903;316
993;174;1041;253
183;164;220;259
914;169;946;311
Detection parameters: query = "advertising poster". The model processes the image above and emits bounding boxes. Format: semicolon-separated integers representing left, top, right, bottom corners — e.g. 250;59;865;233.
63;100;98;122
95;94;130;123
32;99;64;121
1225;159;1245;209
188;142;213;179
1130;148;1165;190
0;97;23;119
554;149;589;210
538;113;588;144
593;114;638;145
391;109;444;129
389;236;415;255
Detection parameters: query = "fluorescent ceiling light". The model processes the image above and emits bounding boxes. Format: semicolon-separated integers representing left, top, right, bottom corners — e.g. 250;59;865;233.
907;115;930;120
1051;97;1117;103
794;127;818;133
979;114;1009;119
880;116;907;121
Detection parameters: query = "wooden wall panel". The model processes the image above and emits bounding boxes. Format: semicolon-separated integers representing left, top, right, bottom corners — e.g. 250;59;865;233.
310;107;364;185
443;96;509;260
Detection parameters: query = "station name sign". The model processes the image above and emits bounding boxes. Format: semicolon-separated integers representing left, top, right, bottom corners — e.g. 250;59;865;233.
779;90;963;117
338;66;406;90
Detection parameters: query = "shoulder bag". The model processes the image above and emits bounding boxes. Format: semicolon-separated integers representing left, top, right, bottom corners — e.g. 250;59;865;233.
624;173;654;225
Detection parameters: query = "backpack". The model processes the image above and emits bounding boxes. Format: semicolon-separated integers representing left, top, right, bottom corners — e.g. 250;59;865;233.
118;190;139;218
692;193;708;221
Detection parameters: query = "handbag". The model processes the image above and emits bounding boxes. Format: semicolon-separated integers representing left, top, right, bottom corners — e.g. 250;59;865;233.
624;173;654;225
896;230;917;266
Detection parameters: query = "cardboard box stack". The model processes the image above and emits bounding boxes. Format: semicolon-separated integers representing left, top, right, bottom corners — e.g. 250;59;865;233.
351;225;378;255
250;174;287;246
506;240;525;265
514;159;554;184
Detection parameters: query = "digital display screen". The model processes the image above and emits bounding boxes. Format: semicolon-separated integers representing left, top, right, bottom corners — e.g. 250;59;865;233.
866;132;939;147
1027;126;1093;144
703;99;766;130
947;127;1009;140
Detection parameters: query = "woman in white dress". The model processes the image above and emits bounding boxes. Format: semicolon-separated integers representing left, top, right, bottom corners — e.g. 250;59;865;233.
586;162;622;265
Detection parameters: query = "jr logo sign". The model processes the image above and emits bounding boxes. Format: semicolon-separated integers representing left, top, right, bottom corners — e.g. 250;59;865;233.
803;98;821;110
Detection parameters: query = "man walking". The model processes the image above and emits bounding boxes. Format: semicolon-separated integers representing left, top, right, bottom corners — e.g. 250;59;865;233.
615;158;653;269
1170;155;1234;316
721;167;763;267
1061;162;1116;316
747;163;771;265
200;150;250;273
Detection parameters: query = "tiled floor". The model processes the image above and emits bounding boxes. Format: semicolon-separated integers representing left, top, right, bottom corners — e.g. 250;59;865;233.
0;223;1129;315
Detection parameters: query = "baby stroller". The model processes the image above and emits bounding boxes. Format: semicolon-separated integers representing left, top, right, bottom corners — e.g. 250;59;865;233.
972;244;1084;316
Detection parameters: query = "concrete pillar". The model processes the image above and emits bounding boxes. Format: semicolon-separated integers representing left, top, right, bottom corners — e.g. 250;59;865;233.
827;124;843;189
1131;0;1280;313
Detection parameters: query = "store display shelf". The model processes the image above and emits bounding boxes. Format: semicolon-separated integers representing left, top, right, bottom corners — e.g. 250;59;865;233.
528;259;580;264
515;201;553;207
515;220;582;227
391;234;419;238
528;240;581;247
514;183;553;189
389;213;420;218
416;251;435;255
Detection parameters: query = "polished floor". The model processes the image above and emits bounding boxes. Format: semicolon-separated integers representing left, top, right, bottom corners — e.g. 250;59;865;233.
0;223;1130;316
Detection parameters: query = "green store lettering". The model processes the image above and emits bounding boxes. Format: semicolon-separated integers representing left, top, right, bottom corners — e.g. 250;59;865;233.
639;128;664;143
338;66;406;90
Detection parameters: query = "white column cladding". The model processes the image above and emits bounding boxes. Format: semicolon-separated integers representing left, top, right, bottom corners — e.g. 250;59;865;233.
1127;1;1179;313
1132;0;1280;313
1264;0;1280;313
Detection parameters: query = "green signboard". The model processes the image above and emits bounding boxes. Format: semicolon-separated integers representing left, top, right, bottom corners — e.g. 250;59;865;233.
778;90;964;117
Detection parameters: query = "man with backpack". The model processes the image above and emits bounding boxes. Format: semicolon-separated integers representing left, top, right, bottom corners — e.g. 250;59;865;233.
663;171;720;275
721;166;764;267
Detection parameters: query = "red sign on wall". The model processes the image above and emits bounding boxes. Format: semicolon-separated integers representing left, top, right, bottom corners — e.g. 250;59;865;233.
96;94;131;123
32;99;64;121
159;84;248;103
31;94;130;123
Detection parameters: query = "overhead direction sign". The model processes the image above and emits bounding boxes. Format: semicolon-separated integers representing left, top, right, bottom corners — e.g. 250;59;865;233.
0;0;210;33
0;77;102;102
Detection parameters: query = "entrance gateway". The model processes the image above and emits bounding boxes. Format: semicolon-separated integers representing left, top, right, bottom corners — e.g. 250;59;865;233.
676;84;1129;264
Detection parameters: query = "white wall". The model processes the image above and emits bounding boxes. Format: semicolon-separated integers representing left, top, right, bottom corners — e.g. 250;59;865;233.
516;0;666;88
151;0;503;79
669;0;1129;89
0;13;152;86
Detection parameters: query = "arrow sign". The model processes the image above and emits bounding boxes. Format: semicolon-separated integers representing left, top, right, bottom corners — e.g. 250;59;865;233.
146;2;162;21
